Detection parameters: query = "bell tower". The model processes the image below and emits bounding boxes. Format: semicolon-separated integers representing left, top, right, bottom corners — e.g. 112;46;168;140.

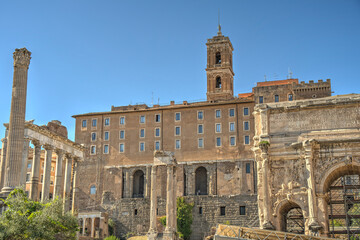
206;26;234;101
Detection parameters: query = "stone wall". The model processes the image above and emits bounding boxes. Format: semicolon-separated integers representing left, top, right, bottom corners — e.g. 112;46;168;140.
101;195;258;240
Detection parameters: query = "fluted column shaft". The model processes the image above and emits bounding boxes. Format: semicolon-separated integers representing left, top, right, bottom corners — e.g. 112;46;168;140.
41;146;53;202
29;141;41;201
53;150;64;197
2;48;31;193
20;138;30;186
0;138;8;190
165;165;175;233
63;155;72;212
72;161;78;214
148;166;158;233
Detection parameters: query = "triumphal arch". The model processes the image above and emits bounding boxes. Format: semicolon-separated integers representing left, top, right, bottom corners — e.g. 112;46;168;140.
253;94;360;238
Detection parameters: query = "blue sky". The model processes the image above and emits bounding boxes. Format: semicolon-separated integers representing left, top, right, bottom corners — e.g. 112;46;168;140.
0;0;359;141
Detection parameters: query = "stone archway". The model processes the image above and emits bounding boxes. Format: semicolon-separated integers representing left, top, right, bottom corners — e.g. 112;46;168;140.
195;167;207;195
133;170;144;198
320;163;360;239
278;201;305;234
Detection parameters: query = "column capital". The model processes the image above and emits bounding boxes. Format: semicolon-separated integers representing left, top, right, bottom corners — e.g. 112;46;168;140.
13;48;31;68
43;144;54;151
65;153;73;159
31;139;40;147
54;149;65;155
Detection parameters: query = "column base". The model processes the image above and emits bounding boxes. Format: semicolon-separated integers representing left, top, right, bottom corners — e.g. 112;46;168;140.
1;186;14;193
147;229;158;240
163;229;177;240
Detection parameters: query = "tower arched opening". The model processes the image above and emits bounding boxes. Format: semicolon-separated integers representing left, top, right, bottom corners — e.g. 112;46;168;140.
133;170;144;198
195;167;207;195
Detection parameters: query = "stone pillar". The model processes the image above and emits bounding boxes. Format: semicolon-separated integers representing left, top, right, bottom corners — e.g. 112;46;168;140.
147;165;158;238
164;165;176;240
91;217;95;238
259;143;274;230
63;154;72;212
185;167;194;196
72;160;78;214
209;166;217;196
130;174;134;198
29;140;41;201
19;138;30;186
172;166;177;232
53;149;64;198
82;218;86;236
303;140;321;234
41;145;53;202
0;138;8;190
145;165;151;198
2;48;31;193
125;170;130;198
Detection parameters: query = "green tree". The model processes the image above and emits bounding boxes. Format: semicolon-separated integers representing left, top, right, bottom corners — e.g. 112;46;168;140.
176;197;194;240
0;188;78;240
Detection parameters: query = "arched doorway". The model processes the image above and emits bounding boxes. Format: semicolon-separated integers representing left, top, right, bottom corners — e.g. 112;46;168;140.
195;167;207;195
326;170;360;239
133;170;144;198
279;201;305;234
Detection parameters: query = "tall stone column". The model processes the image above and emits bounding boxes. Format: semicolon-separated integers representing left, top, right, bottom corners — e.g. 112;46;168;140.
259;143;274;230
125;170;130;198
72;160;78;214
41;145;53;202
303;140;321;234
164;165;176;240
29;140;41;201
53;149;64;197
172;166;177;232
0;138;8;190
2;48;31;193
147;165;158;238
130;174;134;198
63;154;72;212
91;217;95;238
145;165;151;198
20;138;30;186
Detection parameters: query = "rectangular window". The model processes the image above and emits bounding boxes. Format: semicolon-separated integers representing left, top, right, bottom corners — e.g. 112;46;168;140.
175;126;181;136
216;137;221;147
92;119;97;127
175;112;181;121
140;129;145;138
244;136;250;145
140;142;145;152
82;120;87;128
91;132;96;141
198;124;203;134
229;122;235;132
155;128;160;137
175;139;181;149
104;144;109;154
134;209;138;216
104;118;110;126
26;173;30;182
119;143;124;153
120;116;125;125
220;206;226;216
40;175;43;183
230;136;236;146
275;95;279;102
104;131;109;141
27;162;31;169
199;207;203;215
155;141;160;150
240;206;246;215
155;114;161;122
229;108;235;117
246;163;251;173
120;130;125;139
288;94;293;101
198;138;204;148
259;96;263;103
216;123;221;133
243;107;249;116
244;121;249;131
90;145;96;155
215;109;221;118
140;115;145;123
198;111;203;120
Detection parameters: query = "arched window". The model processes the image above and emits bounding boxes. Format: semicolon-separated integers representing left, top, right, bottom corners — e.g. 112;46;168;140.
90;185;96;195
216;77;222;89
274;94;279;102
280;202;304;234
215;52;221;64
133;170;144;198
195;167;208;195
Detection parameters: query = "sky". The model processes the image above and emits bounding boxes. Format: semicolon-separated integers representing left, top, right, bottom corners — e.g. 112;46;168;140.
0;0;359;141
